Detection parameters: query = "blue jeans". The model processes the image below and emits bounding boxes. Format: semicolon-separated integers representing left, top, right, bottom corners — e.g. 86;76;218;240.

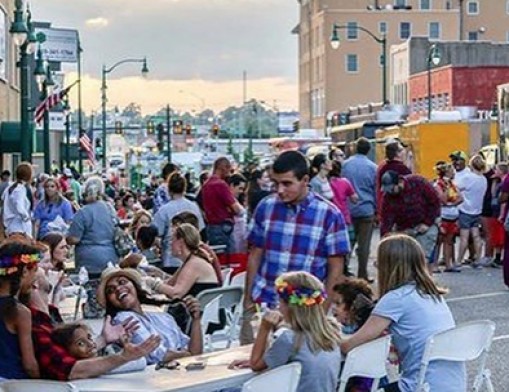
206;223;234;254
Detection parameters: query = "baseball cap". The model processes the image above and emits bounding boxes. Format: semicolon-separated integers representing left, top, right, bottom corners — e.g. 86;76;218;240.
380;170;400;194
449;150;468;161
63;168;73;177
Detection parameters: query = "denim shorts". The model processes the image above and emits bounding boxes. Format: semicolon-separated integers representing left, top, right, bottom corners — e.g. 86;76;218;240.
458;212;481;230
413;224;439;262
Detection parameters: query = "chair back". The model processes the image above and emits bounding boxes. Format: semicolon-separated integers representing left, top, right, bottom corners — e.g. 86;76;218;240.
230;271;246;288
196;286;243;311
338;335;392;392
241;362;302;392
416;320;496;392
201;294;222;332
0;380;79;392
221;267;234;286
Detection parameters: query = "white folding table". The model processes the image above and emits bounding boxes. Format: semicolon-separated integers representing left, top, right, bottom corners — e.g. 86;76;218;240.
74;345;254;392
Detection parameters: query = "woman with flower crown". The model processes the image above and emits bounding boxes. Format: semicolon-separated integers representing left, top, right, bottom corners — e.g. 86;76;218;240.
228;271;342;392
0;239;42;379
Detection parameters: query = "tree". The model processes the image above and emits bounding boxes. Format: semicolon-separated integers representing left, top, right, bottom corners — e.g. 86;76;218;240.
122;102;142;123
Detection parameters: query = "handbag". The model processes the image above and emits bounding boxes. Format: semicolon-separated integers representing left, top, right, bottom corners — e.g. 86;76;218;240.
107;202;135;258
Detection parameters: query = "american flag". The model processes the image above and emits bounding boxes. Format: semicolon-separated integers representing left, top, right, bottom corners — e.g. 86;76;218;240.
34;86;71;124
79;128;95;165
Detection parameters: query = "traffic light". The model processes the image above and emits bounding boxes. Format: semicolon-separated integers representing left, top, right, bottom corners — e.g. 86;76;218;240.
292;120;299;133
95;138;102;158
115;121;123;135
156;123;164;151
173;120;183;135
212;124;219;136
147;120;155;135
185;124;192;136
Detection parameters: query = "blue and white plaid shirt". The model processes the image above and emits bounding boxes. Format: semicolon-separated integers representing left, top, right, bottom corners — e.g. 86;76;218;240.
248;191;350;307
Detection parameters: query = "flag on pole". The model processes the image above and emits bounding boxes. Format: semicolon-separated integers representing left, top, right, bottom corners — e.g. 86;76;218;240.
34;86;71;124
79;127;95;166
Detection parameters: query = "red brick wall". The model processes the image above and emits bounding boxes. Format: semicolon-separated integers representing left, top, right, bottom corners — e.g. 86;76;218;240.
408;66;509;115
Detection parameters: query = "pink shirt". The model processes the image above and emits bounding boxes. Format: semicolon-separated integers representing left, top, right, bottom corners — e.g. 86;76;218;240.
330;178;355;225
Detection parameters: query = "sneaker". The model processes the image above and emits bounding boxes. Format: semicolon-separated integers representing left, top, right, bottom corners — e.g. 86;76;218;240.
444;266;462;273
478;257;493;267
491;260;502;269
471;261;482;269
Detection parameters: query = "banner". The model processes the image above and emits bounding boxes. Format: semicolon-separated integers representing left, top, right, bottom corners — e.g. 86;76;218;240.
34;27;79;63
0;8;6;80
277;112;299;134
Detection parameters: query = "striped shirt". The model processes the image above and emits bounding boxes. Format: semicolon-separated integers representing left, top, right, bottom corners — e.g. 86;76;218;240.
248;191;350;306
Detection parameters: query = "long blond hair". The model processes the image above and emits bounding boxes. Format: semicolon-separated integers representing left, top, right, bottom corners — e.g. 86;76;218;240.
377;234;447;300
278;271;341;353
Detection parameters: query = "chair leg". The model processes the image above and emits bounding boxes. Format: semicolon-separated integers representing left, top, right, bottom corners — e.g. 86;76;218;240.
483;370;494;392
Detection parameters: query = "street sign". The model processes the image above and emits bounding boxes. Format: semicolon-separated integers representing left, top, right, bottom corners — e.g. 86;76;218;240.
34;27;79;63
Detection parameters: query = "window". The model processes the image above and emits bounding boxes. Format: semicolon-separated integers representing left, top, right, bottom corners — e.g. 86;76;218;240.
507;0;509;14
379;22;387;35
346;54;358;73
420;0;431;10
467;1;479;15
468;31;478;41
429;22;441;39
395;0;407;6
347;22;358;40
400;22;411;39
445;0;452;10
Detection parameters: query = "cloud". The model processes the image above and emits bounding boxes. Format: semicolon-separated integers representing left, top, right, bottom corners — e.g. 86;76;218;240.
85;17;109;29
30;0;299;111
66;72;297;114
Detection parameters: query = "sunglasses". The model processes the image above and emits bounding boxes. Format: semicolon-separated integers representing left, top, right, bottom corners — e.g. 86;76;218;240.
155;360;180;371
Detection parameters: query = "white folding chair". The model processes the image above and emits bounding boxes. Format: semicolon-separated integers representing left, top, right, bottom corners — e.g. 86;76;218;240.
221;267;234;286
230;271;246;289
241;362;302;392
196;286;244;349
201;294;222;351
416;320;496;392
0;380;79;392
338;335;392;392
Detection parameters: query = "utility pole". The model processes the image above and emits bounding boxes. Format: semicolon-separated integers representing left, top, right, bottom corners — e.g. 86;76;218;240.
166;104;172;162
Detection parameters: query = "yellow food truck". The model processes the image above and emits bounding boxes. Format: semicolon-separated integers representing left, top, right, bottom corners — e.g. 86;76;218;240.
375;120;498;179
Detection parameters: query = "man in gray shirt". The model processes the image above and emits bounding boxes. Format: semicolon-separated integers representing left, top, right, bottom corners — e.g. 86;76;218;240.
342;137;377;282
152;172;204;272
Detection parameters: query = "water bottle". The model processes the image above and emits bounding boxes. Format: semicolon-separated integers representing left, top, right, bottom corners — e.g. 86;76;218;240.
78;266;89;286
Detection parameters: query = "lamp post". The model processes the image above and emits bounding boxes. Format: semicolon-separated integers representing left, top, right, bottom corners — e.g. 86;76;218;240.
10;1;38;162
34;46;55;174
101;57;148;170
330;23;387;104
427;44;441;120
63;96;71;167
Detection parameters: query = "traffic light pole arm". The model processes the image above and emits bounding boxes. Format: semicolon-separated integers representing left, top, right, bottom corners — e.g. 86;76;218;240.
104;58;146;75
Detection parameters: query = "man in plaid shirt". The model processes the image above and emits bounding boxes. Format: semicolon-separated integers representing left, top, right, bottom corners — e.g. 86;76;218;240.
241;151;350;343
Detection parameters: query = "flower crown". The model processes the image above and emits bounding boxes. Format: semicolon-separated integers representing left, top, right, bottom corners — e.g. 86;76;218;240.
275;277;326;307
0;253;41;276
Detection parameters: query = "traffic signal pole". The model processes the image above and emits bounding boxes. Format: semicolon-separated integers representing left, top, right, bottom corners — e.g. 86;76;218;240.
166;104;172;162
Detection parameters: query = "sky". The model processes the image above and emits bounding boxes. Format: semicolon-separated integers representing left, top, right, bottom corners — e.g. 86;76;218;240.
30;0;299;115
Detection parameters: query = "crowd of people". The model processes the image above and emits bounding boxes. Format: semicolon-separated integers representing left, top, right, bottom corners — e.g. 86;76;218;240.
0;138;504;391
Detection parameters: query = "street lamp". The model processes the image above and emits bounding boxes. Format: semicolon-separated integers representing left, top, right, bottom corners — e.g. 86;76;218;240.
35;46;55;174
427;44;441;120
330;23;387;104
10;1;38;162
62;96;71;167
101;57;148;169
